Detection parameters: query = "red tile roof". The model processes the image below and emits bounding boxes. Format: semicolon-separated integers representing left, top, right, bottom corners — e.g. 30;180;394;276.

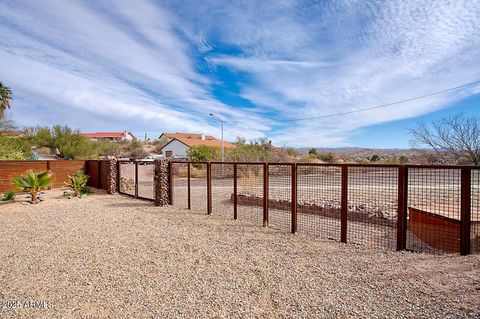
161;132;216;140
174;137;235;148
81;132;134;138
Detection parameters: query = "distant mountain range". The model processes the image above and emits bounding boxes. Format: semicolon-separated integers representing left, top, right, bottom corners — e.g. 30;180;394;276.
296;147;412;154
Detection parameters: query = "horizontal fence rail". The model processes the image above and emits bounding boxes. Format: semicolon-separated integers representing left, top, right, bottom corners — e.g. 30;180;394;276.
169;161;479;255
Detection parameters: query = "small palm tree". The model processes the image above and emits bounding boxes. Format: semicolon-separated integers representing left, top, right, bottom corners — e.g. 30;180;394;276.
13;170;53;203
0;82;12;117
65;172;90;197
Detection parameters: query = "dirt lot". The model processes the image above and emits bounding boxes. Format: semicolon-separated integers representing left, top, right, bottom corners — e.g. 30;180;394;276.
1;189;479;318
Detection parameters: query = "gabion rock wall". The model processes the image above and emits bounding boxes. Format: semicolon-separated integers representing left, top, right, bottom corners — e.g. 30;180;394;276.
105;159;117;194
154;158;171;206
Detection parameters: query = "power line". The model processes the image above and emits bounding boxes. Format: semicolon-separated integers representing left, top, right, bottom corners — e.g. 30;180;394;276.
223;80;480;124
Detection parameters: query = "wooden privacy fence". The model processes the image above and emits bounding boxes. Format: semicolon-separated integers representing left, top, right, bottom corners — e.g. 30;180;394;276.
0;160;110;192
166;161;480;256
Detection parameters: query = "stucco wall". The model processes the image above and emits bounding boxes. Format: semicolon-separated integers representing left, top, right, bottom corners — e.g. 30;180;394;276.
161;140;189;158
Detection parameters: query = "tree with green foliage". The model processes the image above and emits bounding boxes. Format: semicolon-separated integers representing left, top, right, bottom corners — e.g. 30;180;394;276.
370;154;381;162
188;145;220;162
13;170;52;204
25;125;97;159
0;136;31;160
0;82;12;117
308;148;317;157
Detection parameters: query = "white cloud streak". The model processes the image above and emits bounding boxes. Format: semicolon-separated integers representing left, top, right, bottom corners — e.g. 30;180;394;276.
1;0;479;146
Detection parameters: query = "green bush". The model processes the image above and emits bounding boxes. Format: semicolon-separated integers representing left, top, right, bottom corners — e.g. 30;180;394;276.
65;172;90;197
0;191;16;201
24;125;97;159
13;170;52;204
0;136;31;160
188;145;220;162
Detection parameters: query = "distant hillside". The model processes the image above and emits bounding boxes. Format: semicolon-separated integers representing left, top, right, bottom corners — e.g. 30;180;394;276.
297;147;412;154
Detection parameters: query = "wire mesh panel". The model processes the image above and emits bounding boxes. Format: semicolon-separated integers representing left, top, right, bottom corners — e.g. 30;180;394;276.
407;167;461;254
268;164;292;231
171;162;189;210
137;161;154;200
190;163;207;214
211;163;234;218
297;165;342;241
236;164;264;224
118;161;136;196
347;166;398;250
471;169;479;254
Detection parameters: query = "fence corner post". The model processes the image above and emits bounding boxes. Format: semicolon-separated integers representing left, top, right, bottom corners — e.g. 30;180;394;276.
341;165;348;243
263;162;269;227
460;168;471;256
154;158;170;206
207;162;212;214
396;165;408;251
233;163;237;219
105;159;117;195
291;163;297;234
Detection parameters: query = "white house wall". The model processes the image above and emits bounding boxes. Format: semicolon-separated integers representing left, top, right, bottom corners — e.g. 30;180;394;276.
161;140;189;157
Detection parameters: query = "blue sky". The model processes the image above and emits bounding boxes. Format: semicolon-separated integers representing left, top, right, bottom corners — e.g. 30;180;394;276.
0;0;479;148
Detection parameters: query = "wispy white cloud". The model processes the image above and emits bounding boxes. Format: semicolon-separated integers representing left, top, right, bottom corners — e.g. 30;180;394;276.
0;0;479;146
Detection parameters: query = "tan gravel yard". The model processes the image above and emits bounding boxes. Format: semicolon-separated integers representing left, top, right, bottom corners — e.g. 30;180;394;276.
0;190;479;318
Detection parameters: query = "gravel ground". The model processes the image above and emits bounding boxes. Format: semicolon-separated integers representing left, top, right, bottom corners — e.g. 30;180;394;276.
0;189;479;318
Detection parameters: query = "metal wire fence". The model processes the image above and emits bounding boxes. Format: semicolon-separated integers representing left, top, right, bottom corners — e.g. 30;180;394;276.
211;163;234;218
137;161;154;200
471;168;480;254
171;162;189;210
407;167;461;254
165;161;480;255
267;164;292;231
297;165;341;241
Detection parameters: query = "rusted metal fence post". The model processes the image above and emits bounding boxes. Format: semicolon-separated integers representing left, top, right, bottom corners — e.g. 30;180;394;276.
263;163;269;227
134;161;139;198
187;162;191;210
233;163;238;220
341;165;348;243
291;163;297;234
168;161;173;205
460;168;471;255
207;162;212;215
396;165;408;251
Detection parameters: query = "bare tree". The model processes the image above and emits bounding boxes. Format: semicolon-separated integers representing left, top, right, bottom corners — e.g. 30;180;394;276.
410;114;480;165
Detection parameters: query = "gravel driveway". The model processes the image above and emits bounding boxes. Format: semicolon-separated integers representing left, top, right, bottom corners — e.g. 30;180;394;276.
0;190;479;318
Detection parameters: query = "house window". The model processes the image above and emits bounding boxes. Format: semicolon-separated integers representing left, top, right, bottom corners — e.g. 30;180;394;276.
165;151;173;157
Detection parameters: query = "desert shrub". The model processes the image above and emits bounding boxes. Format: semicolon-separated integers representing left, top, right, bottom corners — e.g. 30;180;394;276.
13;170;52;204
0;136;31;160
370;154;381;162
399;155;408;164
308;148;317;157
0;191;15;201
129;147;148;159
65;172;90;197
188;145;220;162
126;138;141;151
95;140;121;157
239;168;262;196
318;152;337;163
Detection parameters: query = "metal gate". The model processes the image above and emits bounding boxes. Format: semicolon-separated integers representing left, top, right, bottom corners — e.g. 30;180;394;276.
117;160;155;201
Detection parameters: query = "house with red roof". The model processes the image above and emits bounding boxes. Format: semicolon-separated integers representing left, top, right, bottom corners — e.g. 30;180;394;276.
158;132;234;158
81;131;136;142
